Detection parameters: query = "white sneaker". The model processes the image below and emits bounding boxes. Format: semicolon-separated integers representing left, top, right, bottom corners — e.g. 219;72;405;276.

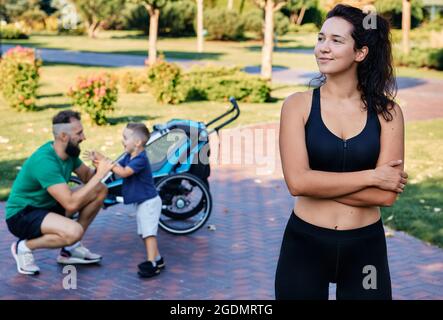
56;244;102;264
11;242;40;275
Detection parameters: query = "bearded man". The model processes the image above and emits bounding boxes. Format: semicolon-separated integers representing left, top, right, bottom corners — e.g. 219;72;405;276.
5;110;115;275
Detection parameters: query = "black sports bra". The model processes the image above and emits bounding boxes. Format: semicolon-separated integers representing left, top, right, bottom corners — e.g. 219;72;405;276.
305;87;381;172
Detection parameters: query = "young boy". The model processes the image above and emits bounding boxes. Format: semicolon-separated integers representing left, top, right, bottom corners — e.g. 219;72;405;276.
89;123;164;278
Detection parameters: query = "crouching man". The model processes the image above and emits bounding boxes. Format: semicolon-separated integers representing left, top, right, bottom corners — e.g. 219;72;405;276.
5;110;115;275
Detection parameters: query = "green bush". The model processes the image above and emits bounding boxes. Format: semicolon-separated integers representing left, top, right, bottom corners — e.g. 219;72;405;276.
145;63;271;104
183;66;271;103
288;22;319;33
204;9;245;40
125;0;196;36
117;70;147;93
375;0;424;29
243;9;263;35
0;24;29;39
302;7;327;28
429;49;443;70
146;61;186;104
161;0;196;36
57;23;86;35
394;47;443;70
0;46;41;111
274;12;290;36
243;9;289;38
67;73;118;125
416;17;443;32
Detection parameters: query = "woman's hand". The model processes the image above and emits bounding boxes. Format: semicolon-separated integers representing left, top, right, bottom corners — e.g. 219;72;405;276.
372;160;408;193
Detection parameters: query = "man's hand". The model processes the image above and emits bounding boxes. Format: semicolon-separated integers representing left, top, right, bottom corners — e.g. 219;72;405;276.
83;150;106;168
83;150;106;161
95;158;115;179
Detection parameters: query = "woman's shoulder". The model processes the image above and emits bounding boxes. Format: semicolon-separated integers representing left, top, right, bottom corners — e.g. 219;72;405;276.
376;101;404;126
281;89;314;124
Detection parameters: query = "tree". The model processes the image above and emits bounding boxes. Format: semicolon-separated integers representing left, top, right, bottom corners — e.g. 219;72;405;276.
375;0;423;28
320;0;374;10
19;6;48;28
253;0;287;80
402;0;411;54
227;0;234;10
71;0;126;38
0;0;47;23
286;0;316;25
0;0;28;22
374;0;423;53
196;0;204;52
131;0;168;66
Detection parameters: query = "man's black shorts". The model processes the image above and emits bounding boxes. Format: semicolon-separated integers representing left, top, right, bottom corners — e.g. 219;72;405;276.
6;203;66;240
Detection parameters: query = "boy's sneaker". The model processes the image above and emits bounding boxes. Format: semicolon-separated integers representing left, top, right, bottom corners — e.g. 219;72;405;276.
56;244;102;264
137;261;160;278
138;256;165;271
11;242;40;275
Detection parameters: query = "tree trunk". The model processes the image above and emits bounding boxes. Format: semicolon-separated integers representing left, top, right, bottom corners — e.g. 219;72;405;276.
239;0;246;14
261;0;274;80
296;6;306;25
87;20;100;38
227;0;234;10
290;12;298;24
402;0;411;54
147;8;160;66
197;0;204;53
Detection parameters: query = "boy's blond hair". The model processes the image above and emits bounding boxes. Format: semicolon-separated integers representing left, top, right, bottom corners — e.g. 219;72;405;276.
126;122;150;145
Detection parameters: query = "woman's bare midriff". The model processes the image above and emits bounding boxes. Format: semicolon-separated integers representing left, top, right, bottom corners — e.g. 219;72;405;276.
293;196;381;230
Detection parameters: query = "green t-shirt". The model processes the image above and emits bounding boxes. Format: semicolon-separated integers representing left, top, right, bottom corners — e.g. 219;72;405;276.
5;141;82;220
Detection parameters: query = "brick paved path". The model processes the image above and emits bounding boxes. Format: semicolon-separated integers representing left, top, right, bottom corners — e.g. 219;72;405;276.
1;120;442;300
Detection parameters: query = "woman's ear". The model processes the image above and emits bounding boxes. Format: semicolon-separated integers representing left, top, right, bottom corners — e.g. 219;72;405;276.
355;46;369;62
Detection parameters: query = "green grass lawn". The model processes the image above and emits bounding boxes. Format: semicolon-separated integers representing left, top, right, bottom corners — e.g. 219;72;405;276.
4;32;443;79
381;118;443;248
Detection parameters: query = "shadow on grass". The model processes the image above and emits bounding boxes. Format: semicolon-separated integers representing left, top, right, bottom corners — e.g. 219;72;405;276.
100;50;225;61
108;32;196;40
109;33;147;40
42;61;120;68
381;177;443;248
37;93;64;99
107;115;159;125
265;96;280;103
245;45;314;53
164;51;224;61
1;40;47;51
4;42;224;62
36;103;70;112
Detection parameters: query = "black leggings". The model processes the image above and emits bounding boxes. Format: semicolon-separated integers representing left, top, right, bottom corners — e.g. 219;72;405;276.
275;211;392;300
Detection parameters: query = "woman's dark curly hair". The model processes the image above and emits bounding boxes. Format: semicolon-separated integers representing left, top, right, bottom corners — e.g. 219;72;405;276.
313;4;397;121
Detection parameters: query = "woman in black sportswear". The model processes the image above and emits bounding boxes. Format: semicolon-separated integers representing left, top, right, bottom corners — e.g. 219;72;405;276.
275;4;408;300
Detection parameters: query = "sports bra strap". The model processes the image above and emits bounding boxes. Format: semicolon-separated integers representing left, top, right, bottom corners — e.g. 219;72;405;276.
312;87;320;110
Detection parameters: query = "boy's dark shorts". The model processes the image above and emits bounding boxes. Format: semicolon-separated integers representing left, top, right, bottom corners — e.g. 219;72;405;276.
6;203;66;240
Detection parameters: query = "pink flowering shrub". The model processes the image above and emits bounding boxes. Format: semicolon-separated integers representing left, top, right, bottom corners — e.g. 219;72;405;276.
0;46;42;111
68;73;118;125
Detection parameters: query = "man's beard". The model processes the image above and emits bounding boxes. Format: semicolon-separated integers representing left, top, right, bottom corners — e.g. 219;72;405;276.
65;140;81;158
